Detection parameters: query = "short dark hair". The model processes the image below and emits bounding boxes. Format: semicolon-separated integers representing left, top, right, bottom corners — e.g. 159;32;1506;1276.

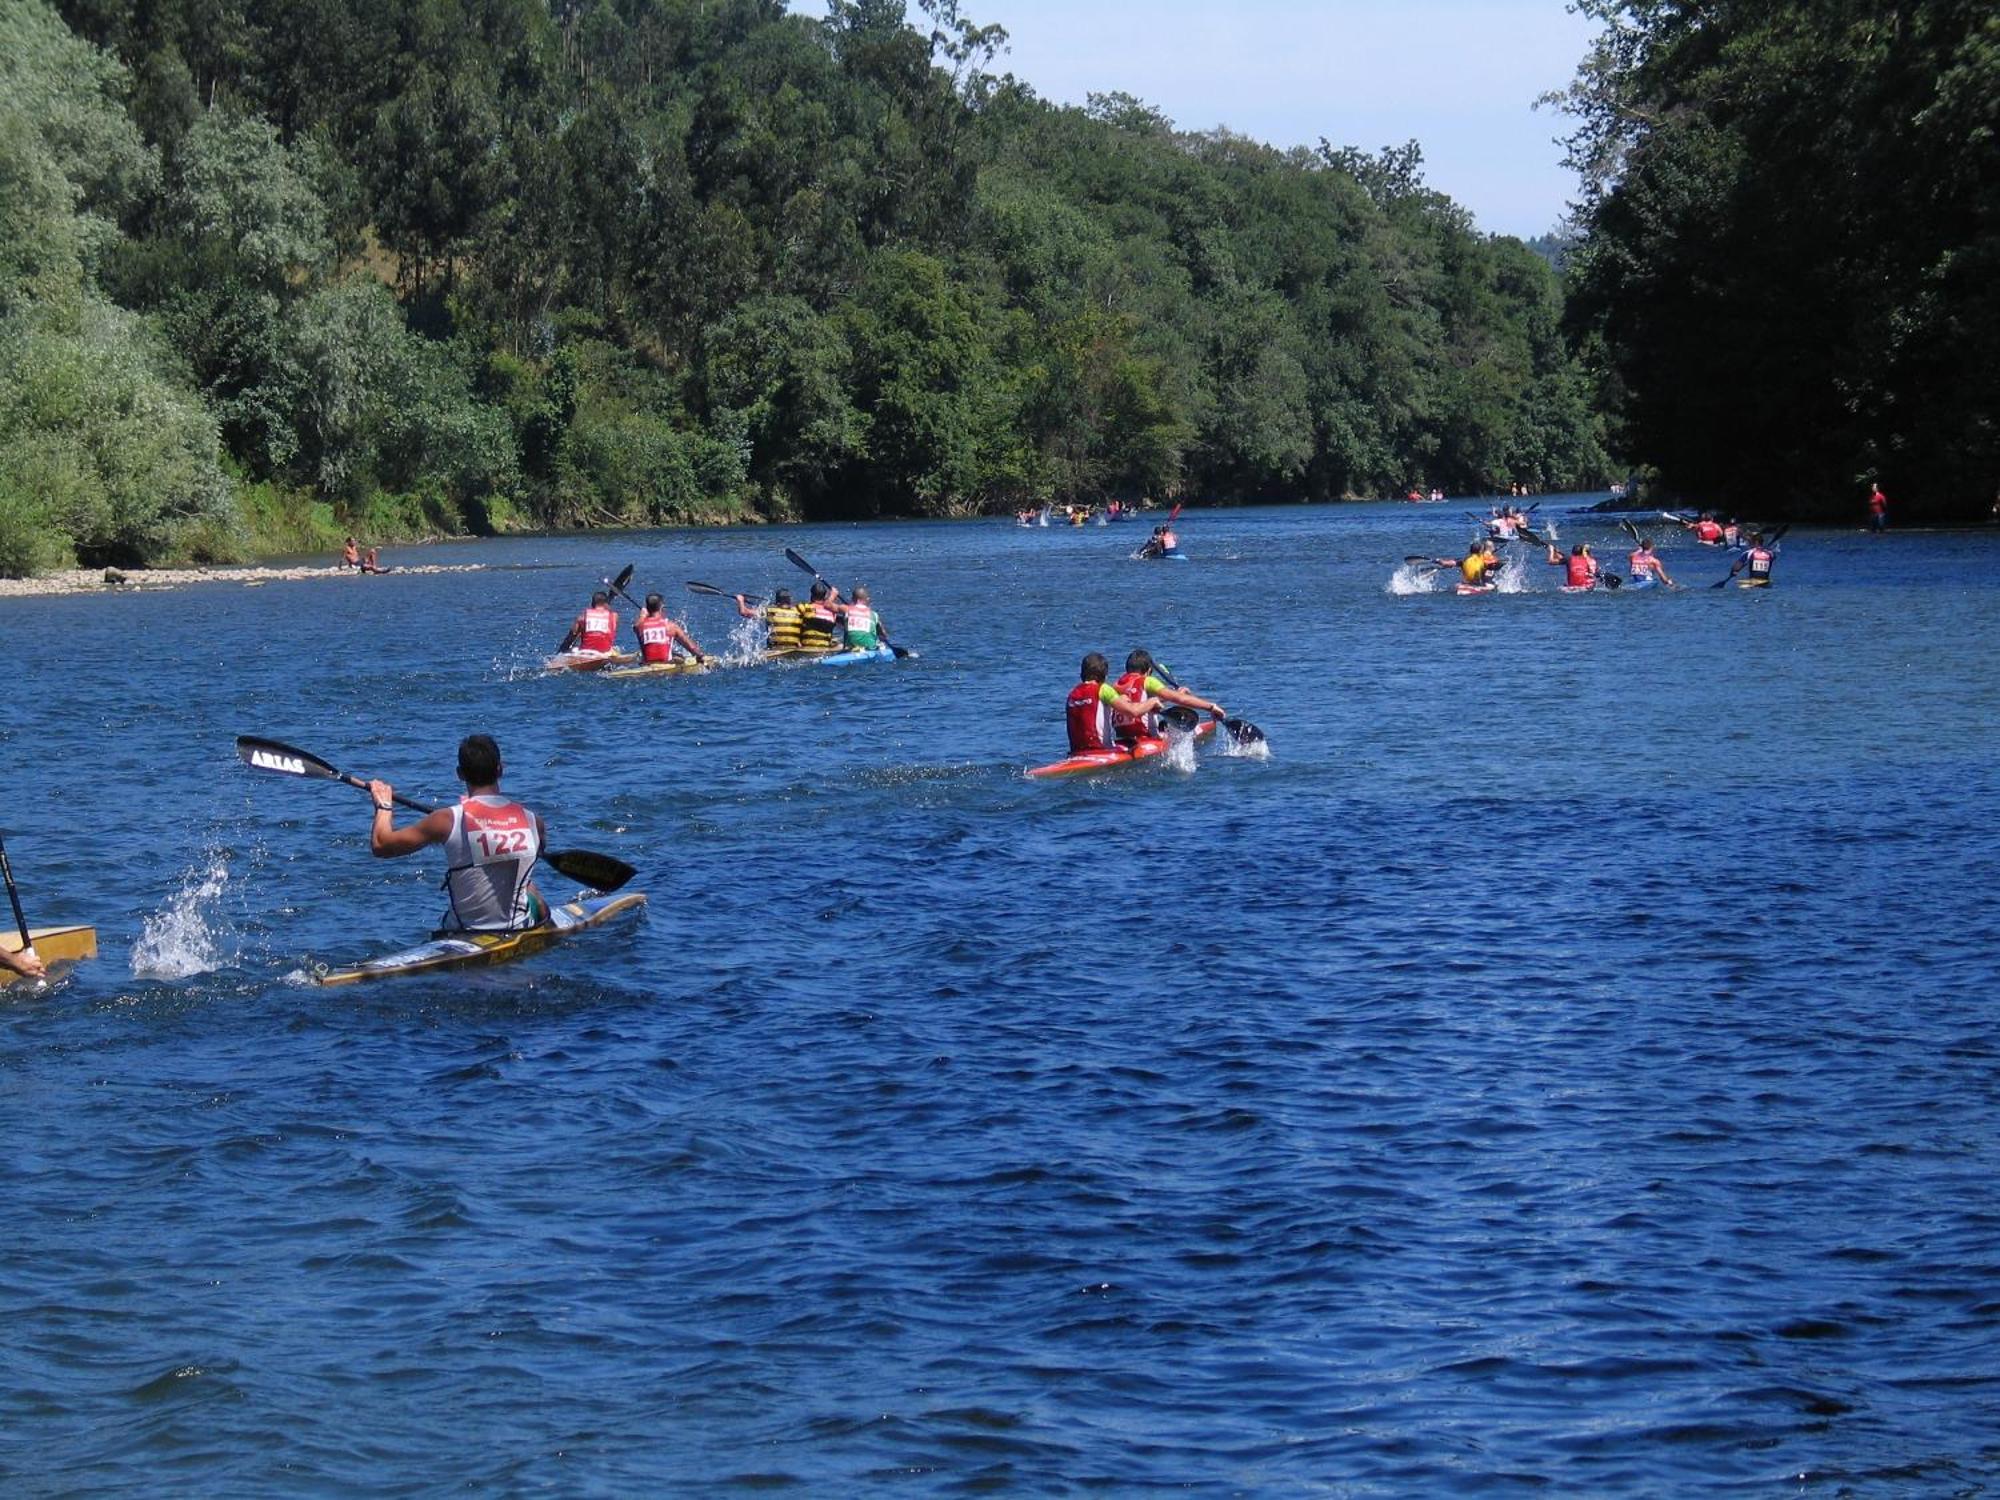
1081;652;1108;682
645;592;663;611
773;589;793;606
1124;648;1153;675
457;734;502;785
591;590;608;606
810;580;830;601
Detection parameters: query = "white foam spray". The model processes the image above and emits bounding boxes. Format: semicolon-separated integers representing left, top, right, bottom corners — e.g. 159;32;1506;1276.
131;855;234;979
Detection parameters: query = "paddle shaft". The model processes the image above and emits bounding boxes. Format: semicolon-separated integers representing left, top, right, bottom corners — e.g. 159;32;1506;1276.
0;833;33;950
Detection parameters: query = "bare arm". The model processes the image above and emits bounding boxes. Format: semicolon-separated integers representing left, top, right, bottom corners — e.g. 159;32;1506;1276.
367;781;454;857
1156;684;1226;719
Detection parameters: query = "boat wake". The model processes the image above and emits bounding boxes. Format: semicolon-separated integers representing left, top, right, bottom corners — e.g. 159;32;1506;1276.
1386;562;1442;595
131;854;235;978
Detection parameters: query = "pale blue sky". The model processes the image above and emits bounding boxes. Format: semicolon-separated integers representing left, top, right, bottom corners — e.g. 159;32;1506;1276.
801;0;1599;238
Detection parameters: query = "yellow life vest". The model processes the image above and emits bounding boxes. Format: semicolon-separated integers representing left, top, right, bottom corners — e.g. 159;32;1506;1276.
762;603;802;652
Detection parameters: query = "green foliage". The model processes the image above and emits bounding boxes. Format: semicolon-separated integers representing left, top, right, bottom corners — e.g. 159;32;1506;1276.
0;0;1617;576
1557;0;2000;520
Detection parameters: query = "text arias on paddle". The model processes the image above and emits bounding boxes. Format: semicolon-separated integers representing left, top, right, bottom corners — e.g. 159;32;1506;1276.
234;736;636;892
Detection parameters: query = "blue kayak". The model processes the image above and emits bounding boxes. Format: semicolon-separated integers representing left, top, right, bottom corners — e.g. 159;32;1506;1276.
812;644;896;667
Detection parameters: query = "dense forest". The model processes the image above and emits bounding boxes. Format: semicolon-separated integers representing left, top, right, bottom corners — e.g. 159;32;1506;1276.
1555;0;2000;523
0;0;1612;574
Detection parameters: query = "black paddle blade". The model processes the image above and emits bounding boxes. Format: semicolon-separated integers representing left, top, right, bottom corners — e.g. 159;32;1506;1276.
1224;718;1265;746
610;564;634;593
544;848;635;894
784;548;820;579
236;735;344;783
1602;573;1622;590
686;580;726;596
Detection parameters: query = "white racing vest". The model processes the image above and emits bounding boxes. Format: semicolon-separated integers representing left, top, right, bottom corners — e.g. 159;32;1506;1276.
442;795;541;931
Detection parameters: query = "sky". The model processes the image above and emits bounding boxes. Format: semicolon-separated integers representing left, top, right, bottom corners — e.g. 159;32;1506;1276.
801;0;1602;239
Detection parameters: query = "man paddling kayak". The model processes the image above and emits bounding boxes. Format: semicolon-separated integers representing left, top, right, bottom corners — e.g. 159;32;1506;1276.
1546;541;1602;590
1628;538;1676;588
561;591;619;654
1066;652;1165;754
633;593;707;665
1435;538;1502;589
836;585;890;652
796;579;842;654
736;589;801;654
1727;531;1778;587
1115;649;1227;744
367;734;549;933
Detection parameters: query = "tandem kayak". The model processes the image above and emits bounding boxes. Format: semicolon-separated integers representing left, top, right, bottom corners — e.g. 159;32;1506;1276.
313;891;647;986
603;658;708;679
812;644;896;667
1028;719;1216;779
545;650;638;672
1;924;98;987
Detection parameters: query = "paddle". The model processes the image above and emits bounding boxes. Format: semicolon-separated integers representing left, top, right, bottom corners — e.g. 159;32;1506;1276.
1150;661;1264;747
602;562;639;608
0;832;37;961
686;580;762;603
234;737;636;893
781;548;916;658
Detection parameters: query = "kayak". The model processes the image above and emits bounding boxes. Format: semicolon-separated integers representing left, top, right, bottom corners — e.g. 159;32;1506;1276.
603;658;708;679
313;891;647;987
1;924;98;987
813;644;895;667
1028;719;1216;779
1456;582;1497;595
545;650;638;672
1137;549;1188;562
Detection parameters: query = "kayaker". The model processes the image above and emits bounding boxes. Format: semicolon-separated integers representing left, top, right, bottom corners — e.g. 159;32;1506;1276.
633;593;706;665
1721;518;1742;547
796;579;842;653
836;585;889;651
1628;538;1676;588
735;589;801;654
1066;652;1163;753
367;733;549;933
1436;539;1502;588
1114;648;1227;744
1547;541;1600;590
561;591;618;654
1728;532;1777;587
1157;522;1178;553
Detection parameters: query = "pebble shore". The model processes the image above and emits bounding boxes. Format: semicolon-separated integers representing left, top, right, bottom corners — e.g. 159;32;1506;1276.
0;562;486;599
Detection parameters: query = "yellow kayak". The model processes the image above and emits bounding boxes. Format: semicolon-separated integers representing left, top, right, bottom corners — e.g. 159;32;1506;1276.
314;892;647;987
1;924;98;987
603;658;710;679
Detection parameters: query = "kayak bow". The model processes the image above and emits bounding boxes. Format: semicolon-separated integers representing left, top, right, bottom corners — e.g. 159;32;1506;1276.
313;891;647;986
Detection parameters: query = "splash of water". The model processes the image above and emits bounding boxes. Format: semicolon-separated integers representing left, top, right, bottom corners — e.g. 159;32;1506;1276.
1221;728;1272;762
1386;562;1442;595
1493;549;1531;594
1162;730;1201;773
131;856;233;979
722;613;767;665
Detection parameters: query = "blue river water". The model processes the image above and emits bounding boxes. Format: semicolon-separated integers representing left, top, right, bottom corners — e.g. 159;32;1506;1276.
3;500;1998;1493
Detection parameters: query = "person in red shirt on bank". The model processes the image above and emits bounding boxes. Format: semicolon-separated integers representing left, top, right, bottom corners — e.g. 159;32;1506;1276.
560;591;619;654
1868;483;1889;532
632;593;706;665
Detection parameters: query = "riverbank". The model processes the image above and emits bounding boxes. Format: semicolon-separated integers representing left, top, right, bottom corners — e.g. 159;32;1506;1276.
0;560;487;599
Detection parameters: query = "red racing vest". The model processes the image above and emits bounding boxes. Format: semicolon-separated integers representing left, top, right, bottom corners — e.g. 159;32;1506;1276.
1694;520;1723;543
577;605;616;653
636;612;677;663
1566;554;1597;588
1113;671;1156;739
1066;681;1114;753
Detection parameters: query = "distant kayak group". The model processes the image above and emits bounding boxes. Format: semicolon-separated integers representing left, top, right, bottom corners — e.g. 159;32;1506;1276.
545;550;911;676
1409;504;1785;594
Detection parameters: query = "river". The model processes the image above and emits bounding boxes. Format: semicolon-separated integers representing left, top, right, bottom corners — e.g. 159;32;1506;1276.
3;499;1997;1492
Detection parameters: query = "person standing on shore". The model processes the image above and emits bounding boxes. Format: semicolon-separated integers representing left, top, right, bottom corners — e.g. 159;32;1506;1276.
1868;483;1889;532
341;537;360;570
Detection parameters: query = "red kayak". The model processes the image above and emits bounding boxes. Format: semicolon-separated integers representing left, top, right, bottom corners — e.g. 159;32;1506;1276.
1028;719;1216;779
